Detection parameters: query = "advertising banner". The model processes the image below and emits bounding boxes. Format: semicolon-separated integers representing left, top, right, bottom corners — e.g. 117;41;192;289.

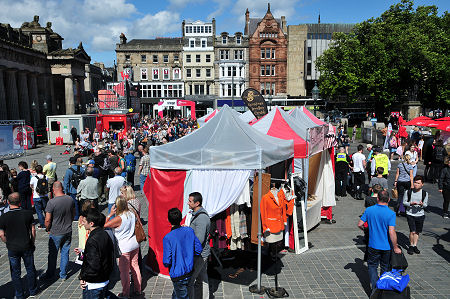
309;125;325;156
241;88;268;119
0;123;25;158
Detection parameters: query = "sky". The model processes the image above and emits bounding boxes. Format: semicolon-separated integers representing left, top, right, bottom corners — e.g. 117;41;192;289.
0;0;448;66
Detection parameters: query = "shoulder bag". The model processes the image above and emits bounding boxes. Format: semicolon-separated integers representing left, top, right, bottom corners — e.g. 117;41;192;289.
129;203;146;243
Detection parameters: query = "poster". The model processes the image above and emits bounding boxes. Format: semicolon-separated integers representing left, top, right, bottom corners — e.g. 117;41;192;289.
241;88;268;119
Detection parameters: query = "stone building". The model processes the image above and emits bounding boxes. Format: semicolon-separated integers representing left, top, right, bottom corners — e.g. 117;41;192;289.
214;31;248;110
115;35;183;114
246;5;288;99
287;23;354;96
0;16;91;129
182;20;216;110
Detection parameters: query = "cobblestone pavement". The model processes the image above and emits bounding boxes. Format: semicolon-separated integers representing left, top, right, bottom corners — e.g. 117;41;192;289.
0;144;449;298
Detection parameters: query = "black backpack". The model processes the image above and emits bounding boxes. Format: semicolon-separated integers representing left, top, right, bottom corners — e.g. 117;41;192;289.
69;166;84;189
35;175;48;196
407;189;428;212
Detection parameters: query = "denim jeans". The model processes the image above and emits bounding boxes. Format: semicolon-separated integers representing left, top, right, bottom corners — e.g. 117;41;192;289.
367;247;391;290
8;249;38;299
172;276;190;299
69;193;79;221
82;285;117;299
33;196;47;227
47;232;72;279
140;174;147;192
188;256;209;299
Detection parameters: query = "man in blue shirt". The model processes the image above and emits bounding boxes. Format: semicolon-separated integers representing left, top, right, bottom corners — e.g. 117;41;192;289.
358;190;401;292
63;157;85;220
163;208;202;299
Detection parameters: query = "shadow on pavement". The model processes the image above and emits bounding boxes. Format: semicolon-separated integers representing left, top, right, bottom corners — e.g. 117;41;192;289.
423;228;450;263
395;231;410;250
344;258;371;297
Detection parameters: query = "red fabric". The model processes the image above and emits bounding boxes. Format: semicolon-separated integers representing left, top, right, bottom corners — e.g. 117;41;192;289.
398;115;405;125
301;107;326;125
265;109;308;158
144;168;186;276
436;121;450;132
288;215;294;250
398;126;408;138
321;206;332;220
205;110;218;122
330;147;335;174
403;116;431;126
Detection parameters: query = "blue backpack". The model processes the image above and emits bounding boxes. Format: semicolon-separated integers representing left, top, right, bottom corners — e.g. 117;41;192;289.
125;154;136;173
376;269;410;292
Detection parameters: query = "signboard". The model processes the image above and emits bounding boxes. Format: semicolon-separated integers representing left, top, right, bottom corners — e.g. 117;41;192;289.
241;88;268;119
309;125;325;156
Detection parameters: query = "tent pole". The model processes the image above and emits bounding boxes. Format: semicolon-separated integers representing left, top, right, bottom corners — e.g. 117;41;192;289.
257;168;262;290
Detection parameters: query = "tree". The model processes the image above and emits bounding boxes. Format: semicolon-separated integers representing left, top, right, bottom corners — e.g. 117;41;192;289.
316;0;450;116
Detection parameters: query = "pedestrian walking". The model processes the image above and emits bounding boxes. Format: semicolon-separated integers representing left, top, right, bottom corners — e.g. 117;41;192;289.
366;144;374;182
41;181;75;281
438;156;450;218
138;147;150;191
335;146;352;198
187;192;211;299
369;167;388;192
124;150;136;187
431;140;447;183
30;164;49;229
352;144;366;200
403;175;428;255
77;166;100;210
371;147;390;179
405;144;419;177
163;208;202;299
64;156;85;221
71;126;78;145
0;192;38;299
17;161;32;210
43;155;57;198
394;154;414;215
357;190;401;293
106;167;126;215
352;125;357;143
79;209;116;299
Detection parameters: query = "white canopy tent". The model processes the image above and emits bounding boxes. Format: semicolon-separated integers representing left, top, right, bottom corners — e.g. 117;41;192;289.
240;110;256;123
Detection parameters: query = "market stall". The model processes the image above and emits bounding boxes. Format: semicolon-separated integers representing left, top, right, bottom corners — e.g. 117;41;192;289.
145;105;294;292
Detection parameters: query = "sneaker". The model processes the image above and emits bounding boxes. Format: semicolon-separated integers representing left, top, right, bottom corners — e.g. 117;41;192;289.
443;213;449;219
413;246;420;254
39;273;54;281
407;246;414;255
37;225;46;230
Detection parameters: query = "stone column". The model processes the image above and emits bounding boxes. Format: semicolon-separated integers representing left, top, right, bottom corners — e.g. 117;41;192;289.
64;76;75;115
46;75;56;115
17;71;31;124
78;77;86;114
5;70;20;120
0;68;8;119
28;74;40;126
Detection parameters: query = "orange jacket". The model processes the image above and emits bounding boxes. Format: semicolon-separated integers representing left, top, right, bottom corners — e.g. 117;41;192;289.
260;189;287;234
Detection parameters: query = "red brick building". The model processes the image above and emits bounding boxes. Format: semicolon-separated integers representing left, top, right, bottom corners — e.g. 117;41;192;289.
246;5;287;96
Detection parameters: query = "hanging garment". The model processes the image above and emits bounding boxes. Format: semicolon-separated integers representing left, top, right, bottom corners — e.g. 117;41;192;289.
230;204;242;250
261;189;287;235
235;180;251;207
238;204;248;238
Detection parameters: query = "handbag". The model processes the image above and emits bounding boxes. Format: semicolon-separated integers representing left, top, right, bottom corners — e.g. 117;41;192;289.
129;204;146;243
391;188;398;199
390;249;408;270
376;269;410;292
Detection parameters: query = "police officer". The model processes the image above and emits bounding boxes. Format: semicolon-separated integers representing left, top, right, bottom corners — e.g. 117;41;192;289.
371;147;391;179
335;146;352;198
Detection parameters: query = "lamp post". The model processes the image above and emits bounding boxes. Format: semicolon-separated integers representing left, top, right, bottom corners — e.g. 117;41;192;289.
312;81;319;116
268;94;273;111
31;101;37;144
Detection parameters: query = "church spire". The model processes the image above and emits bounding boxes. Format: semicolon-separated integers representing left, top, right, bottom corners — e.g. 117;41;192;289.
267;3;271;14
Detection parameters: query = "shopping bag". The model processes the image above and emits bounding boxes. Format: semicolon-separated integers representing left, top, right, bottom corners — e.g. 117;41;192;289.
376;269;410;292
390;249;408;270
391;188;398;199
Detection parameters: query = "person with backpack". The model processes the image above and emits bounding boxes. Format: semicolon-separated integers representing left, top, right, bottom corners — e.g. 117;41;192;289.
431;139;447;184
30;165;48;229
125;149;136;187
438;156;450;219
63;156;85;221
403;175;428;255
394;154;414;216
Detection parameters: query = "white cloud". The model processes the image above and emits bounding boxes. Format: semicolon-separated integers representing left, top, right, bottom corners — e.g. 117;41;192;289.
131;11;181;38
207;0;231;19
168;0;206;10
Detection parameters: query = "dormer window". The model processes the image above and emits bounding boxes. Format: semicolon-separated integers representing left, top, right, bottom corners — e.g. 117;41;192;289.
222;36;227;44
236;36;241;44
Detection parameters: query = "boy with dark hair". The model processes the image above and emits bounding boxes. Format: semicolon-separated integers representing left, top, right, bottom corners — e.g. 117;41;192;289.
403;175;428;255
163;208;202;299
369;167;388;192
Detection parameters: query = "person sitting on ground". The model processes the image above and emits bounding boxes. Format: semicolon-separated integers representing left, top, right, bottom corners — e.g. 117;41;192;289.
369;167;388;193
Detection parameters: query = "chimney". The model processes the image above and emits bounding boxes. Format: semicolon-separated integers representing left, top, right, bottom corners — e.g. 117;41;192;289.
318;13;321;24
119;33;127;44
182;20;185;38
244;8;249;35
212;18;216;36
281;16;287;34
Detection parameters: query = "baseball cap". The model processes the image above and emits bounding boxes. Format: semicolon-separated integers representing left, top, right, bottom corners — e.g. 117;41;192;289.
46;154;52;160
366;144;373;149
88;159;95;165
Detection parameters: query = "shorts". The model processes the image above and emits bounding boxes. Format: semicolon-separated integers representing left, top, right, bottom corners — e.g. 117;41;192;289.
406;215;425;233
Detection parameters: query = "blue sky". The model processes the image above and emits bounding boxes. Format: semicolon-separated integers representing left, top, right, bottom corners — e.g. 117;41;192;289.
0;0;448;66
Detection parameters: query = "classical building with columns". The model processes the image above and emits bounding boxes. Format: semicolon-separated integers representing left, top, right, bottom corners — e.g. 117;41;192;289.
0;16;91;130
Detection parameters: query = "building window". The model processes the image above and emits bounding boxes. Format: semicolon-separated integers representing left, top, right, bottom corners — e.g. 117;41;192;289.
220;50;229;60
141;55;146;63
266;65;270;76
153;55;158;63
228;67;232;77
189;38;195;48
196;68;201;77
236;36;241;44
271;65;275;76
194;84;205;95
173;68;181;80
186;26;192;33
207;26;212;33
307;63;312;76
163;55;169;63
260;83;265;95
307;47;312;60
232;66;237;77
222;36;227;44
206;68;211;77
141;68;148;80
272;49;275;59
125;54;130;62
186;68;192;78
186;54;191;63
152;68;159;80
221;67;224;77
227;84;232;96
234;50;243;60
201;39;207;48
261;49;265;59
174;54;179;62
261;65;265;76
239;67;243;77
272;83;275;95
163;68;170;80
266;48;270;59
206;54;211;62
196;55;201;63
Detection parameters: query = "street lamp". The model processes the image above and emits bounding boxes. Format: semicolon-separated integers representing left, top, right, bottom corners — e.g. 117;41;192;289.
312;81;319;116
31;101;37;143
268;94;273;111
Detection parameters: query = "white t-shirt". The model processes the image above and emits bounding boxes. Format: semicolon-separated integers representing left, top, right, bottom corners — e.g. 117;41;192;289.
352;152;366;172
106;175;126;204
405;150;418;163
30;174;48;198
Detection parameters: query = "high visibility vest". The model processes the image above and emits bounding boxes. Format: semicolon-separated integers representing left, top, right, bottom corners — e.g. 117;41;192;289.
336;153;348;163
374;154;389;175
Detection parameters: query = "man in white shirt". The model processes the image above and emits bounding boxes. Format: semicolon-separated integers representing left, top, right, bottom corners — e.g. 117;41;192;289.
30;165;48;228
106;167;126;216
352;145;367;200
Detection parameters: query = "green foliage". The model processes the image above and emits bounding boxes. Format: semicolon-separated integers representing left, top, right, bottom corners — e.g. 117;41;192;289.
316;0;450;109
